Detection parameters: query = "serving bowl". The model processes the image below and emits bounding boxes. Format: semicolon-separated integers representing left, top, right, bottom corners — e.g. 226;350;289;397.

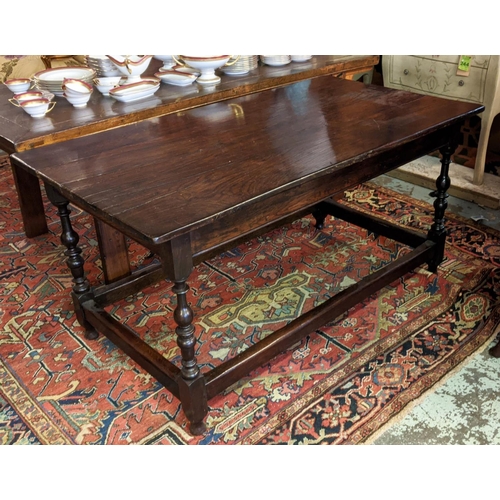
172;55;237;85
106;55;154;83
154;55;175;71
4;78;32;93
20;98;56;118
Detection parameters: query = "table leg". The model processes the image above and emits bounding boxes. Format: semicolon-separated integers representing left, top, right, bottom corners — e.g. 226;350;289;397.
11;162;48;237
489;341;500;358
427;142;453;273
94;218;131;284
163;235;208;435
44;183;98;340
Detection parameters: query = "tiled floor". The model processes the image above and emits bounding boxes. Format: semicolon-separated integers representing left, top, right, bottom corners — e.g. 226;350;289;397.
369;173;500;445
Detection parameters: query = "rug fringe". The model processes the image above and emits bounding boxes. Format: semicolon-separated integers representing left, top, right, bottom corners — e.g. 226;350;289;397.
363;323;500;445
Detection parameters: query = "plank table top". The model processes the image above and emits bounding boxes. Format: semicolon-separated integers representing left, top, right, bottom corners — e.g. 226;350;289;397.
13;75;483;250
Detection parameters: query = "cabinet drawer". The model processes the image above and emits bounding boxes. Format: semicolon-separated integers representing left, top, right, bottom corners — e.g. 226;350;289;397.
385;55;489;104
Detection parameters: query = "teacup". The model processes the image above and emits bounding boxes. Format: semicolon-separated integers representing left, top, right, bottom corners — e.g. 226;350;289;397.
62;78;93;95
20;98;56;118
64;92;91;107
4;78;32;93
9;91;44;106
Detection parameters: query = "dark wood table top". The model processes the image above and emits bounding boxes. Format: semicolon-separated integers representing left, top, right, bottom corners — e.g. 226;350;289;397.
0;55;379;153
12;75;483;251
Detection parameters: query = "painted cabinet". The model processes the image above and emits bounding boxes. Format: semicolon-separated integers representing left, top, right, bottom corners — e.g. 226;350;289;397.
383;55;500;185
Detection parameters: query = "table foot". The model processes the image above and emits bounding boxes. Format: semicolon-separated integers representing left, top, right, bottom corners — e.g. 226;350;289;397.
312;205;327;229
489;341;500;358
189;420;207;436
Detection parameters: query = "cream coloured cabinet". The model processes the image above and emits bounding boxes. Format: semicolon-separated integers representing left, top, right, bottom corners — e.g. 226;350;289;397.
382;55;500;185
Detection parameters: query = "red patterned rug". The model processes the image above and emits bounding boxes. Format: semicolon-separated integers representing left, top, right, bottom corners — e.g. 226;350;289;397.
1;165;500;445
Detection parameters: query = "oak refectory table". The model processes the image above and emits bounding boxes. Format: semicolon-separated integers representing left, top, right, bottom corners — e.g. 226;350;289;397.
11;75;483;435
0;55;379;285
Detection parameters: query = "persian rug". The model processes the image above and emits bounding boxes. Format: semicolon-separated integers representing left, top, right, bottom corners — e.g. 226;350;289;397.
1;166;500;445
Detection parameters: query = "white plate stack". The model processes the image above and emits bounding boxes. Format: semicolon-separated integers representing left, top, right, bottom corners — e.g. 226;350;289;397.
291;55;312;62
33;67;96;96
260;55;291;67
222;55;259;76
84;56;122;77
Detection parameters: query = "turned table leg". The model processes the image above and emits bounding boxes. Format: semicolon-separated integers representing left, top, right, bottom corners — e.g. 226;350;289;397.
44;183;98;340
427;143;453;273
162;234;208;435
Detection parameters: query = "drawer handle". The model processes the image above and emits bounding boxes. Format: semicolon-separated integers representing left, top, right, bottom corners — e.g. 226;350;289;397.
458;80;465;86
403;69;409;75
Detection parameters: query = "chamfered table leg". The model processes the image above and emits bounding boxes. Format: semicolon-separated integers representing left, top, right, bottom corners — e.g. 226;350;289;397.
11;162;48;238
94;217;131;284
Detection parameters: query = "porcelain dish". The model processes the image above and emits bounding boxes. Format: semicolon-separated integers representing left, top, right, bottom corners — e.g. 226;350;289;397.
154;70;197;86
154;55;175;70
109;79;160;102
106;55;154;83
172;55;235;85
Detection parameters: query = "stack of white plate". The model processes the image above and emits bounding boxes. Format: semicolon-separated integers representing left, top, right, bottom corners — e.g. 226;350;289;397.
222;55;259;76
33;67;96;96
291;55;313;62
84;55;122;77
260;55;291;67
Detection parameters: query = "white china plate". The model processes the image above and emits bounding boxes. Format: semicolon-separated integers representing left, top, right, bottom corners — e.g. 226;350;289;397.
34;66;96;83
155;71;197;86
109;80;160;102
291;55;312;62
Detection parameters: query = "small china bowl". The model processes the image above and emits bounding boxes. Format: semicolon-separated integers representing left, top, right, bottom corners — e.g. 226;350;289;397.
64;92;91;107
4;78;32;93
20;98;56;118
62;78;93;95
9;91;44;106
